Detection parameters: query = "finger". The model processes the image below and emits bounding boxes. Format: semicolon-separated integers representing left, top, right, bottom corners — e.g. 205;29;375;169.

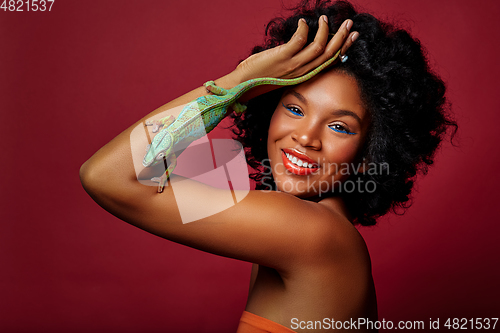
281;18;310;58
340;31;359;56
324;19;352;58
294;19;353;75
292;15;331;65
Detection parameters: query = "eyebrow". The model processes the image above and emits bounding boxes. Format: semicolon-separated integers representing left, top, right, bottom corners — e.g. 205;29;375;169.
283;89;362;124
283;89;308;105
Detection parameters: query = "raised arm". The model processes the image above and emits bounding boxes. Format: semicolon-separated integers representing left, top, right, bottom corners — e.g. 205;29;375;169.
79;17;358;271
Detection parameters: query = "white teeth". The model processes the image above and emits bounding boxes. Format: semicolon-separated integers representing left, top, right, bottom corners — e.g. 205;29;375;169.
284;151;315;169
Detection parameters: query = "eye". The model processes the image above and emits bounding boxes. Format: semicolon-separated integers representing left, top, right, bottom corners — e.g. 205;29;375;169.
282;103;303;117
329;123;357;135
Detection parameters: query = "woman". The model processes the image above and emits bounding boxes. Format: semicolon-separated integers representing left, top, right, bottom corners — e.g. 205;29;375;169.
80;0;455;331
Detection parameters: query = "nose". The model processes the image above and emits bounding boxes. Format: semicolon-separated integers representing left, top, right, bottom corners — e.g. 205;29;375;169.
291;119;322;150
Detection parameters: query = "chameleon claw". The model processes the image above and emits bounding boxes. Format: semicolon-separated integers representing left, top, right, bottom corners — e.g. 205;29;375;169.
145;120;160;133
151;176;162;183
145;115;176;133
151;173;169;193
151;154;178;193
152;173;169;193
231;102;247;114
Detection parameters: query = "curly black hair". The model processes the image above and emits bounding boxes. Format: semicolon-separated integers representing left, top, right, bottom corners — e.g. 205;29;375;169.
231;0;457;226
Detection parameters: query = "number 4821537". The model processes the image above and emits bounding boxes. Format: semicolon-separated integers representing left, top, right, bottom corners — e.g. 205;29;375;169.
1;0;54;11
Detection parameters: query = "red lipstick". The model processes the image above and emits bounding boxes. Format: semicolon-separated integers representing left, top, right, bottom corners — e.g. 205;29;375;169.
281;149;319;176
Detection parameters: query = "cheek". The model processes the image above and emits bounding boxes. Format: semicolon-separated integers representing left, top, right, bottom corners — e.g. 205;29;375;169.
267;110;291;144
323;137;363;164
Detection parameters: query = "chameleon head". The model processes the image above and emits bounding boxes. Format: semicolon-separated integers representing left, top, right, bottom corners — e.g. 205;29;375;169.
142;131;174;167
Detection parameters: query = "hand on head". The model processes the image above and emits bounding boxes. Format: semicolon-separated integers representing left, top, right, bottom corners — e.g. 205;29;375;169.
233;16;358;85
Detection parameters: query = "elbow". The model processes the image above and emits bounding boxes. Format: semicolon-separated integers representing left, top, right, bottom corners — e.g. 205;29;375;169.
79;157;144;209
79;157;112;198
79;160;89;184
79;159;99;196
79;158;121;209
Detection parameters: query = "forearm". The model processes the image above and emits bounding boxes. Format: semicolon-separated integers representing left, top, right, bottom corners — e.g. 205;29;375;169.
79;71;243;206
80;15;356;217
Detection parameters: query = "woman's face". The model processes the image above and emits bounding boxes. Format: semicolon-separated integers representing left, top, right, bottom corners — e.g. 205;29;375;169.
266;69;370;199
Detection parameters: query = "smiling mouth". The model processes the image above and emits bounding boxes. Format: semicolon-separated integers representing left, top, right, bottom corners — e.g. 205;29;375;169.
281;149;319;176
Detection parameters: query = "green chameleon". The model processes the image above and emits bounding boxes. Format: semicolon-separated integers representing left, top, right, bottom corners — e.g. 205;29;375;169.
142;50;342;192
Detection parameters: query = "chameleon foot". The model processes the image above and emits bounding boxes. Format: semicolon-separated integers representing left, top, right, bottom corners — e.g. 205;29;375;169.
231;102;247;114
145;115;176;133
151;154;178;193
204;81;228;96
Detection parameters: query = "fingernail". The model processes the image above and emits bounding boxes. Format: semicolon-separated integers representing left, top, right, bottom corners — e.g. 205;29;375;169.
322;15;328;23
299;18;306;25
346;20;353;30
351;32;359;42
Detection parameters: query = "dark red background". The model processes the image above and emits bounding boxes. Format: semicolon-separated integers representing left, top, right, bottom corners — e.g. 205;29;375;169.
1;0;499;332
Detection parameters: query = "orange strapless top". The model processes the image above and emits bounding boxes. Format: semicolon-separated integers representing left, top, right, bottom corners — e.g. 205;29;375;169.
236;311;297;333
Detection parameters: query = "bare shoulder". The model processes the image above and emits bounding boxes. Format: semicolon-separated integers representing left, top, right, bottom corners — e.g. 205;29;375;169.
309;198;376;316
305;197;371;265
274;197;377;322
